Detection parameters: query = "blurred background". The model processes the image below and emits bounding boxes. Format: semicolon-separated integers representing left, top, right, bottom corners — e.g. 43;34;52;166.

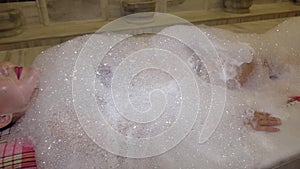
0;0;299;67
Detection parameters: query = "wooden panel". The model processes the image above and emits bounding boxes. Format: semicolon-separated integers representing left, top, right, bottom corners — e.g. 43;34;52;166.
0;1;40;26
206;0;223;9
253;0;289;4
167;0;206;12
0;46;50;66
109;0;122;18
1;1;299;51
46;0;102;22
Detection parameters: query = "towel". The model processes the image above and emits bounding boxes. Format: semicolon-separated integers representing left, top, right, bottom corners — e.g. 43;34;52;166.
0;128;37;169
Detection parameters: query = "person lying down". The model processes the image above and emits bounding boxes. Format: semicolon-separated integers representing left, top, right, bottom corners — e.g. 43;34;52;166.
1;17;299;169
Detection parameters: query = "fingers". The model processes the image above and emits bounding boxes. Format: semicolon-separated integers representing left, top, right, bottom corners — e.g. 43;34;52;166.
258;119;281;126
249;121;280;132
254;111;270;118
252;112;270;121
254;125;280;132
249;111;282;132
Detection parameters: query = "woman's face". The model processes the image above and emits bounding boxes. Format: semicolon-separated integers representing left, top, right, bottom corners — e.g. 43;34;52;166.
0;62;40;114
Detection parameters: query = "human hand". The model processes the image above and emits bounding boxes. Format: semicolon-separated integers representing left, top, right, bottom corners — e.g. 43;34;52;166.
246;111;281;132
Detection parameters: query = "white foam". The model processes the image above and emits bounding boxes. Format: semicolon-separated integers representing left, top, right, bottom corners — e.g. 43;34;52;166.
9;17;300;169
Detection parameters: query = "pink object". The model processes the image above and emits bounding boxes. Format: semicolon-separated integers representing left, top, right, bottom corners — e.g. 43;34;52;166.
14;66;23;80
287;96;300;104
289;96;300;102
